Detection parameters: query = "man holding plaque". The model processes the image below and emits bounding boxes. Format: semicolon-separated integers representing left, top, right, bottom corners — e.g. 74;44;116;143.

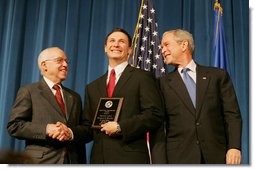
84;28;165;164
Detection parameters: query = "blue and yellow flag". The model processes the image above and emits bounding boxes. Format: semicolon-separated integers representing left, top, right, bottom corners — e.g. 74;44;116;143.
213;0;231;74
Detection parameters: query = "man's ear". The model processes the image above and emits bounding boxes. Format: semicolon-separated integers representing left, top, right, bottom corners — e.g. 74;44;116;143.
104;45;107;53
128;47;132;56
181;40;188;52
41;61;47;71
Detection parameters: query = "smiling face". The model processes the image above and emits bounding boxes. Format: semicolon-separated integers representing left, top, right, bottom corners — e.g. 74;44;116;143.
39;47;68;84
104;31;132;67
161;32;184;65
161;30;194;67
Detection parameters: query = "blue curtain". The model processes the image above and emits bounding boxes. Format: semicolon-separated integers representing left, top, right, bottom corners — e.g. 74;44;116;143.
0;0;249;164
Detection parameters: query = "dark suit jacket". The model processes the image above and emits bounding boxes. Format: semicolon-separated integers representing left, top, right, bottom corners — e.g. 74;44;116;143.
159;64;242;164
7;79;90;164
84;65;165;164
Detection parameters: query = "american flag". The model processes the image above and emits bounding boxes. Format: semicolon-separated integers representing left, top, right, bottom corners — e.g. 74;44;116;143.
129;0;165;164
129;0;166;78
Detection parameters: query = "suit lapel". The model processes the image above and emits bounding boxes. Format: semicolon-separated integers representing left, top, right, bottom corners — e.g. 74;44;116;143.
167;71;196;116
112;65;132;96
62;87;73;120
98;72;108;97
38;79;65;117
39;79;67;120
196;66;210;118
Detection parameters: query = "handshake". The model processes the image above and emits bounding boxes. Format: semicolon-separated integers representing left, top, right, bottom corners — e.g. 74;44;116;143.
46;122;73;142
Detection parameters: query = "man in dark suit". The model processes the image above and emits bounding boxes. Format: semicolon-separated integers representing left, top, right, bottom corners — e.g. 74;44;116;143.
84;28;165;164
160;29;242;164
7;47;89;164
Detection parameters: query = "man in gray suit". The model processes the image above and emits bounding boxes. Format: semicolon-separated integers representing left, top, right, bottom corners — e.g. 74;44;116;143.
7;47;89;164
160;29;242;164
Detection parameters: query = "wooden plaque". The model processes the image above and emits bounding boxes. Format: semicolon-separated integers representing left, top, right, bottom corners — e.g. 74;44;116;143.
92;97;123;129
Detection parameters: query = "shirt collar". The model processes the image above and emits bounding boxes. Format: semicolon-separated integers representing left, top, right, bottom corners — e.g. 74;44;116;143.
108;61;128;76
43;76;62;90
178;59;196;73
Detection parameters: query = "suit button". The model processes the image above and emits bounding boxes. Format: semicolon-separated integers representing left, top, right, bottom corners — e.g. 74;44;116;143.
196;122;200;126
196;140;200;145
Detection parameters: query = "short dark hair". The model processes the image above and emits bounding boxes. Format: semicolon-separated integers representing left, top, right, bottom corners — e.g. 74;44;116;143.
105;28;132;47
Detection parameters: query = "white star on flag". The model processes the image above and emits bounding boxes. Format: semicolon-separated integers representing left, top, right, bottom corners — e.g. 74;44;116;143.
142;36;147;42
142;4;147;9
150;8;155;14
152;31;158;36
152;64;157;69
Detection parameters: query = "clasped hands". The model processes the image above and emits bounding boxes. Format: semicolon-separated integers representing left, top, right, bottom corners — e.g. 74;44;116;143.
46;122;72;142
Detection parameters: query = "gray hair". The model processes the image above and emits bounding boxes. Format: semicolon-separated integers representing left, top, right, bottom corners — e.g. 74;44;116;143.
37;48;50;75
162;29;195;54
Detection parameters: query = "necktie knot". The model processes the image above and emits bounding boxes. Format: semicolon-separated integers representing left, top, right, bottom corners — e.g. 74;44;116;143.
182;68;194;83
53;84;66;116
110;69;115;76
182;68;190;73
182;68;196;108
53;84;60;91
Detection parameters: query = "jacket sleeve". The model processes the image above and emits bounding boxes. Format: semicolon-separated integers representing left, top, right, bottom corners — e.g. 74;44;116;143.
7;87;47;140
220;70;242;150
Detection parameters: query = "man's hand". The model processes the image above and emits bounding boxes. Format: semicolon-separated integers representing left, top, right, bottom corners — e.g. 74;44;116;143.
55;122;72;141
101;121;118;136
46;123;61;138
46;122;73;141
226;148;241;164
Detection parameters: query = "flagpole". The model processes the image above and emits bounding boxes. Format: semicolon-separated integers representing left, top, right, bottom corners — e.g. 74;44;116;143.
130;0;145;66
213;0;223;48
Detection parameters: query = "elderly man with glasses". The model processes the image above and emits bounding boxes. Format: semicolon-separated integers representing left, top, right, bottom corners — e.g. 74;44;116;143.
7;47;89;164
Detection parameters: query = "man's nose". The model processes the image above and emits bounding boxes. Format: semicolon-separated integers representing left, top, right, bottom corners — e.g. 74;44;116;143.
113;41;120;47
161;46;166;55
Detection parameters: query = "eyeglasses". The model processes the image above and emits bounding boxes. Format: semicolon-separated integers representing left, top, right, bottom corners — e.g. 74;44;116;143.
44;57;69;64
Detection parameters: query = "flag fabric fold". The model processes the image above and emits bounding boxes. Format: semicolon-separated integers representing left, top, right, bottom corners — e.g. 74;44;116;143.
213;0;230;74
129;0;166;78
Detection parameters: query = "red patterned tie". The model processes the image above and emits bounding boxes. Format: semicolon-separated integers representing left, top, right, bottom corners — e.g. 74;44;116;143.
53;84;66;116
107;69;115;97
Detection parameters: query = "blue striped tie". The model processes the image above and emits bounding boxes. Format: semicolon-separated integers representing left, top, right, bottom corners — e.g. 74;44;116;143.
182;68;196;107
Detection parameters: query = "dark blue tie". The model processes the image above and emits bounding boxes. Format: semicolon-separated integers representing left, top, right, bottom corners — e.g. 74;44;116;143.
182;68;196;107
